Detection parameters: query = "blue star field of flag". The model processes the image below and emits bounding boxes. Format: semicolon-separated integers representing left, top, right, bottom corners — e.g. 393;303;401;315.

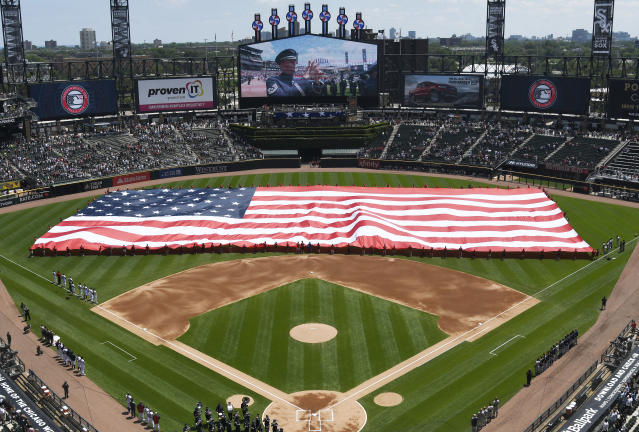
79;188;257;218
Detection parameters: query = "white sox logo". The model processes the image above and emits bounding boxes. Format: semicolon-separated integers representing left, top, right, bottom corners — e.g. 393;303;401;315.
61;85;89;115
528;79;557;110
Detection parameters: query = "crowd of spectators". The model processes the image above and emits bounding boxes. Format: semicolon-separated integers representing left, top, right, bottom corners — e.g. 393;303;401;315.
534;330;579;377
0;120;263;188
421;120;484;163
462;124;532;167
357;125;393;159
384;122;440;161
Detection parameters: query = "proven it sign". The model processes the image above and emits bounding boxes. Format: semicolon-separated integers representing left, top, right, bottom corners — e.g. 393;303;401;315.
137;77;215;113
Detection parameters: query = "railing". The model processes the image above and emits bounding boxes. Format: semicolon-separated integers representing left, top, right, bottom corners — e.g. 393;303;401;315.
600;320;635;364
26;369;99;432
0;336;25;377
521;361;599;432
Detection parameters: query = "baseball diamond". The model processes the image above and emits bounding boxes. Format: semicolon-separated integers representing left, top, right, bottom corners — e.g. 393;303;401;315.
0;169;638;432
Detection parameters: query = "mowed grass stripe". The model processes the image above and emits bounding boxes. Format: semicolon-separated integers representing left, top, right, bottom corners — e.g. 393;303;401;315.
180;280;445;393
318;282;340;389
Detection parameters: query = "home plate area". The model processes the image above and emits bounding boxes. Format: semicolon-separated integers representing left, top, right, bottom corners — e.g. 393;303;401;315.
296;408;333;431
263;391;367;432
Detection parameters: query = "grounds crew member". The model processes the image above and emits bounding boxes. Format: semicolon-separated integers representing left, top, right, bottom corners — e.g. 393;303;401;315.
266;49;322;97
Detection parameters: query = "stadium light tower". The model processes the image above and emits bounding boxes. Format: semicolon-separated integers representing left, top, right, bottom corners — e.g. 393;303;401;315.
1;0;26;84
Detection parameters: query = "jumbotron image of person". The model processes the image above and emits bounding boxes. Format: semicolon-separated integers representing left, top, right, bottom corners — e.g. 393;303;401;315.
266;48;323;97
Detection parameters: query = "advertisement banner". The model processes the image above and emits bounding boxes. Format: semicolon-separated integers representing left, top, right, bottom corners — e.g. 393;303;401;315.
486;0;505;56
500;76;590;115
0;180;20;191
592;0;614;56
608;79;639;119
239;34;378;106
112;172;150;187
0;371;63;432
156;168;184;179
560;349;639;432
136;77;215;113
404;75;483;108
29;80;118;120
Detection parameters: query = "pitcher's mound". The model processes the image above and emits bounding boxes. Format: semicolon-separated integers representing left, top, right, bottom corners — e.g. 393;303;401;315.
264;390;366;432
290;323;337;343
374;392;403;407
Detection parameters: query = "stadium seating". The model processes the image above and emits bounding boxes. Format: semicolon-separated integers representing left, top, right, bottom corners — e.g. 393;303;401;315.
508;134;568;166
384;123;440;161
0;121;263;188
422;121;483;163
546;136;618;170
357;125;393;159
461;125;532;167
598;142;639;183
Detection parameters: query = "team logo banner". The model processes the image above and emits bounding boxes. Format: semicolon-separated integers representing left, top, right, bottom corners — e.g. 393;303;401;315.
500;76;590;115
592;0;614;56
28;80;117;120
404;75;483;108
608;79;639;119
486;0;505;56
136;77;215;113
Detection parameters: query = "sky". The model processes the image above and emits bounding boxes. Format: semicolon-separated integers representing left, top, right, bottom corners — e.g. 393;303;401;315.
11;0;639;47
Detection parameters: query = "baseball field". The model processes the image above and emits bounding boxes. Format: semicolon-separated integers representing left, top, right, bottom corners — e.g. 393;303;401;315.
0;170;638;432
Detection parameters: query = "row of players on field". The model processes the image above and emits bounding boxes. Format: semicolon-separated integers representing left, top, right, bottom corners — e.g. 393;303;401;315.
51;270;98;303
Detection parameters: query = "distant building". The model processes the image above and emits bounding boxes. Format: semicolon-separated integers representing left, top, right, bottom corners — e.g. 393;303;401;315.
613;31;631;41
408;31;416;39
508;34;524;41
389;27;397;40
262;31;272;41
80;28;96;50
153;38;162;48
294;21;300;36
44;40;57;49
571;29;591;43
23;40;32;51
277;27;287;39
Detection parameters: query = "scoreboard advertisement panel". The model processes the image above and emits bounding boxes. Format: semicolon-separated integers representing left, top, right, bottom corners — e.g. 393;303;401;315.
500;76;590;115
607;79;639;119
136;77;215;113
29;80;118;120
239;34;378;107
404;74;484;108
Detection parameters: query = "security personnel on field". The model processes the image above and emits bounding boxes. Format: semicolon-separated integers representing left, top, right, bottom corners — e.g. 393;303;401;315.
266;49;322;97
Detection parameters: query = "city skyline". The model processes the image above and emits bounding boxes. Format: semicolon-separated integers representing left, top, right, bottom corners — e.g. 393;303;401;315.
8;0;639;47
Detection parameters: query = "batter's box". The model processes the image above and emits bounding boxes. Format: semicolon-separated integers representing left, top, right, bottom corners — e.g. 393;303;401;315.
296;409;311;422
319;409;334;422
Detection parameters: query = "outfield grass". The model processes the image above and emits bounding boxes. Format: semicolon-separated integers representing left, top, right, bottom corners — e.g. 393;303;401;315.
179;279;447;393
0;171;637;431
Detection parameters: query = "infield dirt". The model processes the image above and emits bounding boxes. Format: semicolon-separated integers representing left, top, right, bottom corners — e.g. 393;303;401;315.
94;254;537;431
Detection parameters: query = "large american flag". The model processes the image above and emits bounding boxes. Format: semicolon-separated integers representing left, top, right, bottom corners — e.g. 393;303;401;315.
31;186;592;253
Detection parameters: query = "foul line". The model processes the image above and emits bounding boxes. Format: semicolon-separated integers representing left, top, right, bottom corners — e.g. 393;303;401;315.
489;335;524;356
101;340;137;362
94;305;301;411
328;238;638;410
